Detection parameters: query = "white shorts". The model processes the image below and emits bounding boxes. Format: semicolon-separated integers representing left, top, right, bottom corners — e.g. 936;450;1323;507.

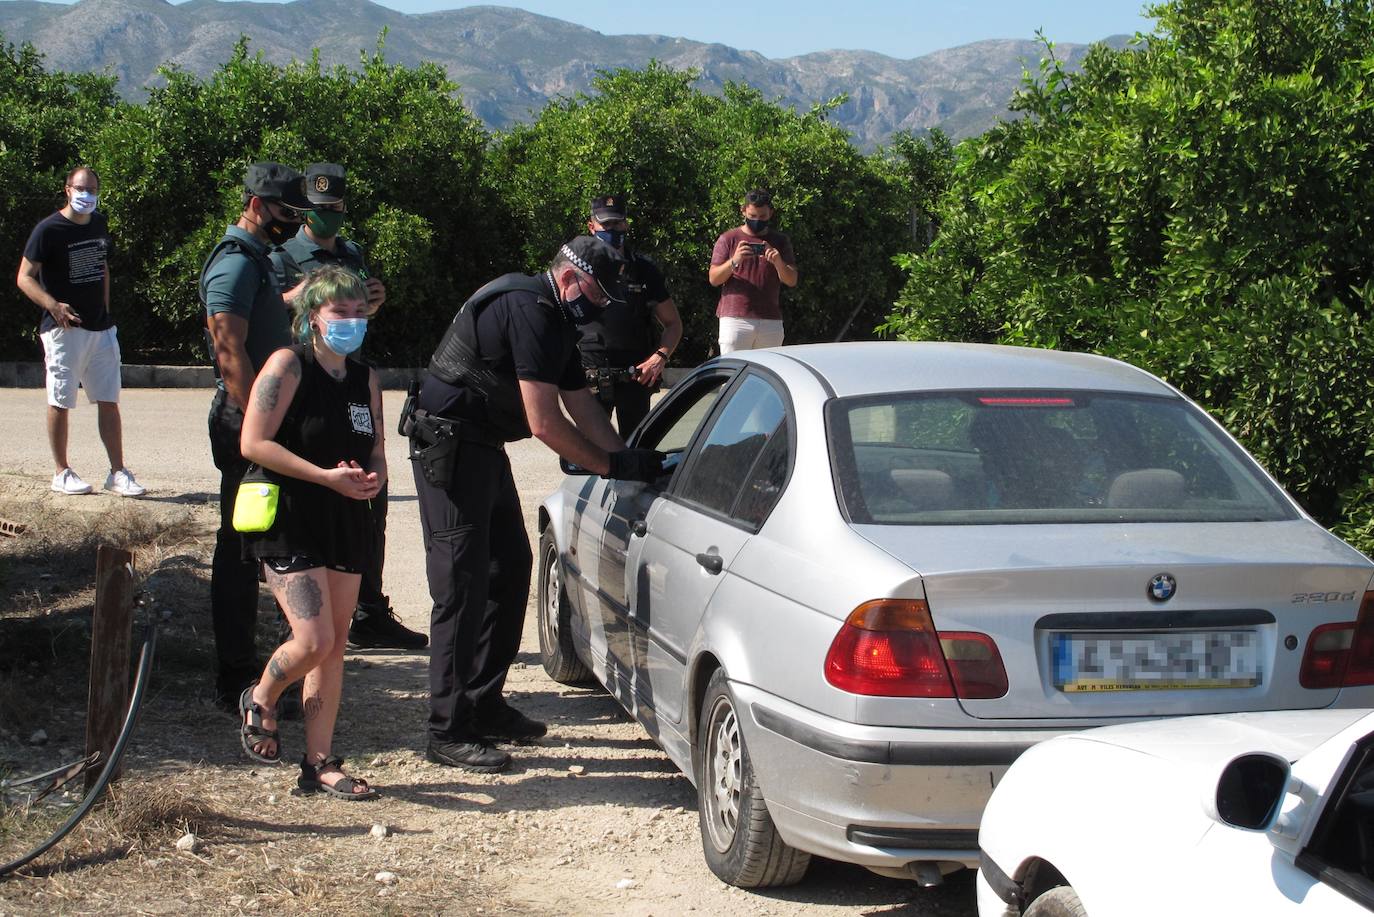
41;326;122;409
718;317;785;354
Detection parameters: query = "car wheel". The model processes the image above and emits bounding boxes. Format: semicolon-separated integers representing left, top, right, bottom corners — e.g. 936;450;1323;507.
695;668;810;887
537;527;593;685
1025;886;1087;917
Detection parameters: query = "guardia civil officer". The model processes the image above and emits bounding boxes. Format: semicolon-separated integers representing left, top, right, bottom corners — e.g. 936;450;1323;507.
579;195;683;437
201;162;309;711
407;236;664;772
270;163;426;653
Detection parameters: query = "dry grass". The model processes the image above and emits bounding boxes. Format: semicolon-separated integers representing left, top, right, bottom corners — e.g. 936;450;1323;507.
0;481;497;915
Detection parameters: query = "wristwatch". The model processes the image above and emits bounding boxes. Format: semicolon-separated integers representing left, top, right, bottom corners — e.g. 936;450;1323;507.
654;348;670;360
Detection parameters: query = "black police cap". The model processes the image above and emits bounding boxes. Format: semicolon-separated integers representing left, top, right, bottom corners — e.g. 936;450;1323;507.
244;162;310;210
559;235;626;302
590;194;627;222
305;163;346;205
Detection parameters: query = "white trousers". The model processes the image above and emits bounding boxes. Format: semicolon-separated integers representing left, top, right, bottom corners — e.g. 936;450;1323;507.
718;317;785;354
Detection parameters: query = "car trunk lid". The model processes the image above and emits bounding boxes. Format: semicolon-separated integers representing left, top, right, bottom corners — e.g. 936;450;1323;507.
853;520;1372;720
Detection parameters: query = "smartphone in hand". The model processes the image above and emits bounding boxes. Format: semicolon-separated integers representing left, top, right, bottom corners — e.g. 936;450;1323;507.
747;242;766;255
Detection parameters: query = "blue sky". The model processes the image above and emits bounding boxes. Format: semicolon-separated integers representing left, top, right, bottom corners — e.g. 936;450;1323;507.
154;0;1159;60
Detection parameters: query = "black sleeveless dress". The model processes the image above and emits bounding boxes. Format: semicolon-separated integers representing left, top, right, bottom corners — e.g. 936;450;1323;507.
246;344;376;571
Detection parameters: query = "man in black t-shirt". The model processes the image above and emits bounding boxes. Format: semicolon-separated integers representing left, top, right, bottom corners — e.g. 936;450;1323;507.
17;166;145;498
578;195;683;437
411;236;665;773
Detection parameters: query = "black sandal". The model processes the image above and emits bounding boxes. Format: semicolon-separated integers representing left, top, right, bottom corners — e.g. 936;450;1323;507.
298;754;378;800
239;684;281;765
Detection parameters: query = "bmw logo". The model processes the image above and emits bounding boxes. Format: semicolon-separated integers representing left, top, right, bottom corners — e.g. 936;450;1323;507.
1148;573;1177;602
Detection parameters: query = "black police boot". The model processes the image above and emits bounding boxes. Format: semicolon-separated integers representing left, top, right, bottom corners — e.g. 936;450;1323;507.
348;598;428;651
426;739;511;773
476;703;548;742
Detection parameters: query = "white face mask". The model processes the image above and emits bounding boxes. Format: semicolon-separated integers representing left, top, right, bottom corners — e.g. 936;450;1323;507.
69;191;98;214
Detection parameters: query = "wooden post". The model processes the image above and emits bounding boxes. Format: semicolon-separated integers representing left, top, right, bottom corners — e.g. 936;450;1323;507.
86;545;134;791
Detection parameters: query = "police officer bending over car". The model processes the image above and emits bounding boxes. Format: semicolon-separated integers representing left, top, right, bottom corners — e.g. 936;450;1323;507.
578;195;683;437
406;236;665;772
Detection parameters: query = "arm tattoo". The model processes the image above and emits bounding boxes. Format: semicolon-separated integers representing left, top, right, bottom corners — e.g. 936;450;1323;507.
284;575;324;620
268;650;291;681
256;373;282;412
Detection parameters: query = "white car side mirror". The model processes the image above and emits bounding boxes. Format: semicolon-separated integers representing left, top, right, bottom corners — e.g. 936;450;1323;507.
1204;752;1291;831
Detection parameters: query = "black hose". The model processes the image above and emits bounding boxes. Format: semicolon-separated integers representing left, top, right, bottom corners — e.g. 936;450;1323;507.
0;622;158;878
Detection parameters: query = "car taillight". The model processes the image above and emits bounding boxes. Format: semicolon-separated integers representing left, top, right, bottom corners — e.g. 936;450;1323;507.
824;599;1008;699
1300;591;1374;689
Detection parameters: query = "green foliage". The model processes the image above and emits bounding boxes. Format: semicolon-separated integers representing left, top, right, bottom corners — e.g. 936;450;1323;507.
2;45;935;367
489;63;918;362
0;34;120;357
86;37;501;364
885;0;1374;552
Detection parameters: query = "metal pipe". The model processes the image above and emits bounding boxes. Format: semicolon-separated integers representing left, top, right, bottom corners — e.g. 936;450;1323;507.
0;622;158;879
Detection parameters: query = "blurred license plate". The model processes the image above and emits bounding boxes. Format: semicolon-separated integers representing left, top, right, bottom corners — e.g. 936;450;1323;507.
1053;630;1261;692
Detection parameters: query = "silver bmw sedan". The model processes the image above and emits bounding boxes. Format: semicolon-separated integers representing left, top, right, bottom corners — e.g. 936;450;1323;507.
536;341;1374;889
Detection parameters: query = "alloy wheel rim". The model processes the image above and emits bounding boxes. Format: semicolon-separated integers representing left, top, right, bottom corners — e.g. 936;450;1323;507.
703;695;742;852
540;544;560;652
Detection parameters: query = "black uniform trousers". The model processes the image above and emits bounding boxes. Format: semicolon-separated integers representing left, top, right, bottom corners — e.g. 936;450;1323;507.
207;388;261;697
414;438;533;742
596;377;653;439
357;481;388;610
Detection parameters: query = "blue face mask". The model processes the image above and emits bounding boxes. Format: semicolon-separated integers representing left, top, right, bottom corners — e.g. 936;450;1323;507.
593;228;626;249
321;317;367;355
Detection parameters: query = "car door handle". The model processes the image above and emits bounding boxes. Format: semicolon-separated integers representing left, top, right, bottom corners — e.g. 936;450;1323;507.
630;519;647;537
695;552;723;575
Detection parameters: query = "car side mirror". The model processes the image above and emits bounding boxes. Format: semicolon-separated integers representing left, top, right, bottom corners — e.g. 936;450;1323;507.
1205;752;1291;831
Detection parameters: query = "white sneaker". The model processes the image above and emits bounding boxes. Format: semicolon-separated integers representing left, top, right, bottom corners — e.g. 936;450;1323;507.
52;468;93;495
104;468;146;497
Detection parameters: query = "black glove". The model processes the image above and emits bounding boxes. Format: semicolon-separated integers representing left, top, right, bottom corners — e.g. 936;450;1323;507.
605;448;667;483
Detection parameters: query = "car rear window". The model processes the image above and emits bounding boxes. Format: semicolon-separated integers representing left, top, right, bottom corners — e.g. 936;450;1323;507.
828;391;1297;525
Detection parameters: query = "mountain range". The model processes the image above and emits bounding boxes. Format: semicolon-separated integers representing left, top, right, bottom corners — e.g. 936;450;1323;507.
0;0;1130;147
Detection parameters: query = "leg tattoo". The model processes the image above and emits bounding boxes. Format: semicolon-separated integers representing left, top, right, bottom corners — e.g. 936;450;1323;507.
268;650;291;681
285;576;324;620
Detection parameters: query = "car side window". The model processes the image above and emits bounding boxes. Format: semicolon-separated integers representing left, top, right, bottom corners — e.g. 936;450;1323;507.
633;373;732;482
677;374;789;523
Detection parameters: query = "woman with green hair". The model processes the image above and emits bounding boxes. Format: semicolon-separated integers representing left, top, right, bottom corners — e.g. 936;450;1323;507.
236;263;383;800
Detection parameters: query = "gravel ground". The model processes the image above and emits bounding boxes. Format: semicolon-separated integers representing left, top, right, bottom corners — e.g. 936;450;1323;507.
0;387;977;916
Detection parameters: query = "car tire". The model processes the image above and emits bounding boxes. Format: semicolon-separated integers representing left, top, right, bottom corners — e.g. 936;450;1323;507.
537;527;593;685
695;668;810;887
1025;886;1087;917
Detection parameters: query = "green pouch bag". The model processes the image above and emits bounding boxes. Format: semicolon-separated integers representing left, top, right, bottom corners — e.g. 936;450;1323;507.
232;468;280;533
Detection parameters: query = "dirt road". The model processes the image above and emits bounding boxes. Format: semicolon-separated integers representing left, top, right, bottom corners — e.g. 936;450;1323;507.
0;387;976;916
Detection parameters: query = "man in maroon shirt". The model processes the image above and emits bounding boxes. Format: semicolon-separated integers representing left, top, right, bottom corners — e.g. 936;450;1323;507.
707;189;799;353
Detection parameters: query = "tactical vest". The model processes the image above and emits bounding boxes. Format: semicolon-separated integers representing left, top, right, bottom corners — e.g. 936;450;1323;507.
427;273;554;442
578;252;656;361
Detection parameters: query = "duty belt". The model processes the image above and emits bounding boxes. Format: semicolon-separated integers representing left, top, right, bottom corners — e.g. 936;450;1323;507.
409;409;505;450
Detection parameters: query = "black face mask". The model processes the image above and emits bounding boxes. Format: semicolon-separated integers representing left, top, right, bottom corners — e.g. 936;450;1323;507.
258;202;299;245
564;291;604;325
745;217;770;234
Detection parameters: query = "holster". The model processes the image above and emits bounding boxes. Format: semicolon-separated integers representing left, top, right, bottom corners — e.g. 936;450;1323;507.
408;410;460;489
397;378;420;438
586;365;639;403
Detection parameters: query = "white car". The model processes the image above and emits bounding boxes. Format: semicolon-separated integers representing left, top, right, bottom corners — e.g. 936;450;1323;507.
537;341;1374;888
978;708;1374;915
